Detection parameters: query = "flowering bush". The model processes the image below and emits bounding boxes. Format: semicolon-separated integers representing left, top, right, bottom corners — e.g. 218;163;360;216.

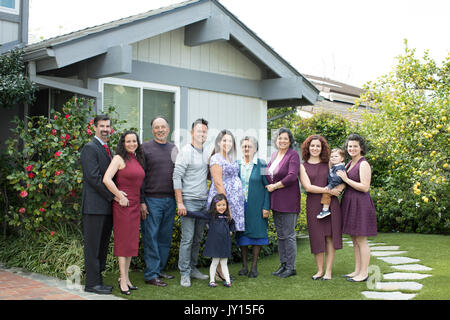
356;41;449;233
2;97;128;232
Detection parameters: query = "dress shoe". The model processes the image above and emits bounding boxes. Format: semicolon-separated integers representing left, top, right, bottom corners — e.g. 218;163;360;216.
84;284;112;294
248;270;258;278
278;269;297;278
312;275;322;280
159;272;175;280
271;263;286;276
118;279;138;290
145;278;168;287
347;276;369;282
238;268;249;276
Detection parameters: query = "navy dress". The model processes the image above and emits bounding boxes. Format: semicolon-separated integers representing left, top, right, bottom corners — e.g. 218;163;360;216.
186;211;236;258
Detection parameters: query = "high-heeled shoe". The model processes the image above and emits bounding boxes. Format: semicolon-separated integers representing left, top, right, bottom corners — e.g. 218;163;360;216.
118;279;137;292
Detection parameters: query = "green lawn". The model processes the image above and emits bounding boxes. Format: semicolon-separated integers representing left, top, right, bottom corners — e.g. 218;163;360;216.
104;232;450;300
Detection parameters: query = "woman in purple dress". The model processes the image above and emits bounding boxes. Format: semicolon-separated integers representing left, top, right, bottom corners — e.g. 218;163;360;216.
337;134;377;282
299;135;343;281
208;130;245;233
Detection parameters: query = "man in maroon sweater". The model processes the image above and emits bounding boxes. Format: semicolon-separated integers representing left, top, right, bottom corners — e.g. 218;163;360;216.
140;117;178;287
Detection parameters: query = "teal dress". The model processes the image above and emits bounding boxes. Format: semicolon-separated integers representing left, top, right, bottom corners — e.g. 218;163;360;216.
237;158;270;246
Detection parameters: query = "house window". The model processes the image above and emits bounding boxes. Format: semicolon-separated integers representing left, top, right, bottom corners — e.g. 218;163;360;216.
100;78;180;145
0;0;20;14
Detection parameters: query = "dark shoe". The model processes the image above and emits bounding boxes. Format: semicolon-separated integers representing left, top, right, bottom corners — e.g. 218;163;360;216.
223;282;232;288
248;270;258;278
145;278;168;287
347;276;368;282
84;284;112;294
159;272;175;279
272;263;286;276
278;269;297;278
216;271;234;283
119;284;131;296
118;279;138;291
238;267;248;276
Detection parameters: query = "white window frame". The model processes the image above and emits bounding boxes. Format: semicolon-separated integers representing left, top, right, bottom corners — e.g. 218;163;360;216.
0;0;20;15
99;77;181;147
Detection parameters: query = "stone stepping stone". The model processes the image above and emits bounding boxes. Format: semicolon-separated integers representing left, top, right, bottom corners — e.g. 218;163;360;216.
371;246;400;251
375;281;423;291
383;272;432;280
361;291;416;300
377;257;420;264
371;251;407;257
345;242;386;247
391;264;432;271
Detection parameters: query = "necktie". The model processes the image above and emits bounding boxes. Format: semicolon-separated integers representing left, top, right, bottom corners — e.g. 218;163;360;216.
104;144;111;159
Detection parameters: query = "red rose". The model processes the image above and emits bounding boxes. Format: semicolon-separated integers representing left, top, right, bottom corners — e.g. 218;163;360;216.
89;119;94;125
39;208;45;213
65;114;70;120
54;115;58;120
25;165;33;172
54;151;62;159
51;129;57;135
28;172;35;178
110;128;115;134
50;231;57;236
87;128;92;136
19;207;26;214
20;190;28;198
65;134;70;140
55;170;64;176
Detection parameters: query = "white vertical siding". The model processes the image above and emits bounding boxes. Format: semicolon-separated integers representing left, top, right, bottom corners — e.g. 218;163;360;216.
188;89;267;161
132;27;262;80
0;20;19;44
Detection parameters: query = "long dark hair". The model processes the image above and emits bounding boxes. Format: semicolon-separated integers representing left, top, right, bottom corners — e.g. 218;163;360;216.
210;129;237;162
208;193;231;222
115;131;145;168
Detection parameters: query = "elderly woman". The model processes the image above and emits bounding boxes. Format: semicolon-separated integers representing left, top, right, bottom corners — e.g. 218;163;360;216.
337;134;377;282
266;128;301;278
299;135;343;281
236;136;270;278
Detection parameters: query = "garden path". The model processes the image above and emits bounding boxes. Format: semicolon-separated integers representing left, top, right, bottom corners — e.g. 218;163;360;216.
342;238;433;300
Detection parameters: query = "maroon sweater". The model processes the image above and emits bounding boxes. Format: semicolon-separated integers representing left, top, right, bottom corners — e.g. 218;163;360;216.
140;139;178;202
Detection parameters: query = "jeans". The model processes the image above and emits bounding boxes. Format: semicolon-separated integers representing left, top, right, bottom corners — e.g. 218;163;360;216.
141;197;176;280
178;199;207;277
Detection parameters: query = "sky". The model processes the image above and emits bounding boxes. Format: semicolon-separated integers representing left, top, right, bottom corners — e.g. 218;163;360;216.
28;0;449;88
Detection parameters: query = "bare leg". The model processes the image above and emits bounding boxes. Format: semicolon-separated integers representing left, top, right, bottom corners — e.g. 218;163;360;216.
346;236;361;277
118;257;129;291
313;252;324;278
324;236;335;279
352;236;370;281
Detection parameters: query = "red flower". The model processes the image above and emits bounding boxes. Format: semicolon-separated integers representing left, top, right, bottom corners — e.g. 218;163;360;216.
51;129;57;135
54;115;58;120
25;165;33;172
54;151;62;159
65;134;70;140
64;114;70;120
89;119;94;125
55;170;64;176
20;190;28;198
110;128;115;134
28;172;35;178
87;128;92;136
19;207;26;214
50;231;57;236
71;190;76;197
39;208;45;213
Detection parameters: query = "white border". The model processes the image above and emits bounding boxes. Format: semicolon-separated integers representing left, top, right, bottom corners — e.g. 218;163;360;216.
0;0;20;15
98;77;181;147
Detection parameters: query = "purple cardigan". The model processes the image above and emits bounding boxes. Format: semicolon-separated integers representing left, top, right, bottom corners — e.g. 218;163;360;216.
266;148;301;213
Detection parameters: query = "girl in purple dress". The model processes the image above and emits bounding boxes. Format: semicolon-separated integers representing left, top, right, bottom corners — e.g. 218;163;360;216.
337;134;377;282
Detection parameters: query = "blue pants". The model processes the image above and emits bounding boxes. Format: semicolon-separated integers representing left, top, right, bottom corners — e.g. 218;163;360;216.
141;197;176;280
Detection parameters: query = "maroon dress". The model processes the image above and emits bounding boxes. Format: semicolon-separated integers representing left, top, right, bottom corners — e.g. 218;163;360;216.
341;157;377;237
113;153;145;257
303;162;342;254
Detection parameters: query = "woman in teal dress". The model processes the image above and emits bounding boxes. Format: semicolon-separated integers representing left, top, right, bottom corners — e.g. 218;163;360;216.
236;136;270;278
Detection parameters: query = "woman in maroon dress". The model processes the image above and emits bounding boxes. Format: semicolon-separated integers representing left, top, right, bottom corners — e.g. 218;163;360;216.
103;131;145;295
299;135;344;281
337;134;377;282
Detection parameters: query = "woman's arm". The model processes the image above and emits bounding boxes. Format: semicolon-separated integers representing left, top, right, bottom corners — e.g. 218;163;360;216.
337;161;372;193
103;155;129;206
299;164;328;194
210;164;225;195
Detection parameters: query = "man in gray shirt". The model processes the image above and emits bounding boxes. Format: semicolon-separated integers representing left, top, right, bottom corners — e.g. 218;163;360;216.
173;118;209;287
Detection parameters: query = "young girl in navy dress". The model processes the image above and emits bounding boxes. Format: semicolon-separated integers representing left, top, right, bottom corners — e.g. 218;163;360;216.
186;193;235;287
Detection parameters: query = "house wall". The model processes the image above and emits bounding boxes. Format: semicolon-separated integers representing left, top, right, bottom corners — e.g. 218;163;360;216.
130;26;268;159
0;0;28;53
0;20;19;44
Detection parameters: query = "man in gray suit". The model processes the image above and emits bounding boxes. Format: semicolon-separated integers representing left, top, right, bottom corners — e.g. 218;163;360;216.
80;115;117;294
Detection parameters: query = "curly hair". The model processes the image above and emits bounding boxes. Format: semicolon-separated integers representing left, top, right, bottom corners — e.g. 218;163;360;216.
301;135;330;163
344;134;367;156
115;131;145;168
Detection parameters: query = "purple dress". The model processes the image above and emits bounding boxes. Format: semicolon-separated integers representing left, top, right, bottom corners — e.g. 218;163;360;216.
208;153;245;231
341;157;377;236
303;162;342;254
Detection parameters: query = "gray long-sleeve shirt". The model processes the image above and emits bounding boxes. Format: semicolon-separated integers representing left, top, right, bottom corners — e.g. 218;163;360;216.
172;144;209;201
